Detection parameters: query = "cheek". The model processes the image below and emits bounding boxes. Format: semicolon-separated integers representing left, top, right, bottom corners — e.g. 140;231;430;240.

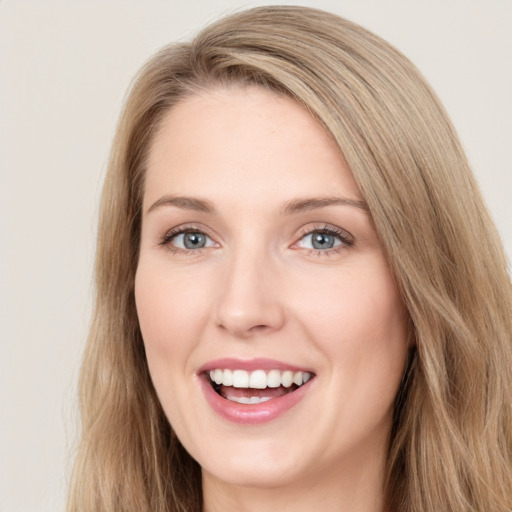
304;263;409;441
135;270;171;356
297;257;406;341
134;263;213;432
294;256;408;393
134;263;210;374
136;259;207;327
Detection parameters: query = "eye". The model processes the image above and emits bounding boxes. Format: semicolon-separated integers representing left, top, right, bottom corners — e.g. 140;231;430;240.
294;226;353;253
174;232;211;249
300;231;341;250
159;228;216;252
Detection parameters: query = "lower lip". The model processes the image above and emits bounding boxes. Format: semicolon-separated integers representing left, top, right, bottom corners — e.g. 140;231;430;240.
199;376;313;425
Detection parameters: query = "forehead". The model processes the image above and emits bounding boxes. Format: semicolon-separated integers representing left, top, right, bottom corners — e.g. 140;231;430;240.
144;86;362;210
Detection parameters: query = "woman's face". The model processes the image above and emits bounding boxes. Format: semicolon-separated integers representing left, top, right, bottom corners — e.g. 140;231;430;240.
135;86;409;491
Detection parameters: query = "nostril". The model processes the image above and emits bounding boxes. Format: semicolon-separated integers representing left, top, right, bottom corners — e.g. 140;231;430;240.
250;324;271;332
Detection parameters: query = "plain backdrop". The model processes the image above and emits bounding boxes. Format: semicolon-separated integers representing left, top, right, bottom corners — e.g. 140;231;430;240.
1;1;510;511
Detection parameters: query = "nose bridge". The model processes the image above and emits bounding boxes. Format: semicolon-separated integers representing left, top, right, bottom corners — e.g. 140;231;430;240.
214;237;284;337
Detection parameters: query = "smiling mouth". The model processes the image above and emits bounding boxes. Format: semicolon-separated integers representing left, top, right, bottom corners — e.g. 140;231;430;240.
207;369;313;404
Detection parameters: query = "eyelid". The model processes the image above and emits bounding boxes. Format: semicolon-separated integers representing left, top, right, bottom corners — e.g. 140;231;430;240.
291;223;355;254
156;222;354;256
158;224;218;253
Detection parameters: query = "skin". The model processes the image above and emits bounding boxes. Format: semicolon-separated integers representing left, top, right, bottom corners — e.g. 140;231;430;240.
135;86;410;512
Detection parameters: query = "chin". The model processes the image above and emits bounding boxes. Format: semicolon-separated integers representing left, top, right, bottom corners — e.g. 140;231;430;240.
201;453;307;490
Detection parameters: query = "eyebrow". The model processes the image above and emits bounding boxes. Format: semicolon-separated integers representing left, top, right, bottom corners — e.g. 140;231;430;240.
147;195;215;215
146;194;368;216
280;196;368;214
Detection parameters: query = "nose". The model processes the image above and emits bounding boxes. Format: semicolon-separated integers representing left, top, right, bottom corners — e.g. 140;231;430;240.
214;249;285;339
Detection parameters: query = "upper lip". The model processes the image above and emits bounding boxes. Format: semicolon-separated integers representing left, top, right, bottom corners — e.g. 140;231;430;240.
197;357;314;374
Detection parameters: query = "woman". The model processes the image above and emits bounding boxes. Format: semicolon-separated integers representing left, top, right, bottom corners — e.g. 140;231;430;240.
67;6;512;511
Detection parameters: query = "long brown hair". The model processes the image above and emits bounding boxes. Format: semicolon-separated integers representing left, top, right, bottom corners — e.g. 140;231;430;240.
67;6;512;511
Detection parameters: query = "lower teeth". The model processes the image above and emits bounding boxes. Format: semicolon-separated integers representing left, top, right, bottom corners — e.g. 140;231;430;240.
210;379;304;404
228;396;272;404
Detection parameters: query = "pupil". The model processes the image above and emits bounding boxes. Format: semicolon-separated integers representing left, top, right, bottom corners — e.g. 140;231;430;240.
184;232;205;249
312;232;334;249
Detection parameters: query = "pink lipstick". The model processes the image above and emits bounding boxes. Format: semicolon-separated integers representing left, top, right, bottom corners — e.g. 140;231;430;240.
198;358;315;425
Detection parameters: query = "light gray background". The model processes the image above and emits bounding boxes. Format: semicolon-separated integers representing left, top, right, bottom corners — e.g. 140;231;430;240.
1;1;510;511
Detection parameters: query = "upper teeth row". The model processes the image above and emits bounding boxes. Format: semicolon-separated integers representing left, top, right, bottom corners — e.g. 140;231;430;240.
208;369;312;389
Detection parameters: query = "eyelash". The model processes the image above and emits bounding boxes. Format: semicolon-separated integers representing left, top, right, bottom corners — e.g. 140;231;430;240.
294;225;354;256
158;224;354;256
158;225;212;255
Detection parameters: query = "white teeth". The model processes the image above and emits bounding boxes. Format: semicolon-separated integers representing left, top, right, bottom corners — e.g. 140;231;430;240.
281;370;294;388
249;396;270;404
267;369;281;388
249;369;267;389
293;371;303;386
223;369;233;386
214;369;223;385
232;370;249;388
208;368;312;389
229;396;272;404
